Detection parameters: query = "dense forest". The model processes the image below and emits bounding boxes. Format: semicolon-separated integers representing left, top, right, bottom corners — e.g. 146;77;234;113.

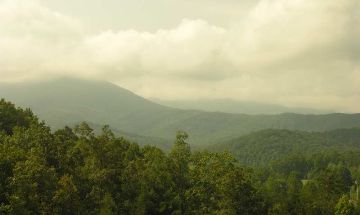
1;98;360;214
213;128;360;166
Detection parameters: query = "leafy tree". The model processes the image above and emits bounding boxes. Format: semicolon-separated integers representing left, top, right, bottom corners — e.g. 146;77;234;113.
335;195;356;215
0;99;37;135
169;131;191;214
9;149;57;214
53;174;80;214
99;193;117;215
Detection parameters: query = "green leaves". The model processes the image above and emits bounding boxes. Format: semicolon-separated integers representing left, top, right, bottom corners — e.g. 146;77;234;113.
5;99;360;214
186;151;264;214
335;195;357;215
0;99;37;135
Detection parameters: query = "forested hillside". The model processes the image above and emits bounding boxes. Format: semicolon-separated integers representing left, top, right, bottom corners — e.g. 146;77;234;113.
213;128;360;166
1;78;360;146
253;151;360;214
2;99;360;214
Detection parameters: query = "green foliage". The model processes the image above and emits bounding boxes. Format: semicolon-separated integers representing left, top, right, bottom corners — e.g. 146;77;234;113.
335;195;356;215
215;128;360;166
99;193;117;215
2;99;360;214
0;100;266;214
0;98;37;135
186;151;264;214
169;131;191;213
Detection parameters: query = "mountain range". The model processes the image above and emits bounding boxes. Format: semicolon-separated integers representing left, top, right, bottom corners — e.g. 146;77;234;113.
154;99;332;115
1;78;359;147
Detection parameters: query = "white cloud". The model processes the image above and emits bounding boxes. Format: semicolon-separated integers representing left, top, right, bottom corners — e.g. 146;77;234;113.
0;0;359;112
84;19;228;79
0;0;84;81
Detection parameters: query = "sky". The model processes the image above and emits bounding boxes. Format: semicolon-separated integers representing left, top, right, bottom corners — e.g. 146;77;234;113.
0;0;359;112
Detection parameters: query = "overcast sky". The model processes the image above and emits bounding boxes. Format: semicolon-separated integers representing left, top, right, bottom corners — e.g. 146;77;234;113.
0;0;359;112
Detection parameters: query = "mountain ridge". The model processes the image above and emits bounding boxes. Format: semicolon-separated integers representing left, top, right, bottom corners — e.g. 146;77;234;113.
211;128;360;166
1;78;360;145
153;98;333;115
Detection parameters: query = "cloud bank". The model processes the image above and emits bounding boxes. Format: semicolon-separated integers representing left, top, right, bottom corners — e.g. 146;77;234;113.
0;0;359;112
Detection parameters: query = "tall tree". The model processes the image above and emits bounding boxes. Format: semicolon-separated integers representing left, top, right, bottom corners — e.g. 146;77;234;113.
169;131;191;214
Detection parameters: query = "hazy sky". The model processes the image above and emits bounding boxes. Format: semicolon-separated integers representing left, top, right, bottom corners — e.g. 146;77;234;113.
0;0;359;112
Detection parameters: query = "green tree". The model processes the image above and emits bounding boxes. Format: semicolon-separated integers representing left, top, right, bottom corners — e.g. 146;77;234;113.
335;195;356;215
99;193;117;215
0;99;37;135
169;131;191;214
53;174;80;214
186;151;265;214
9;149;57;214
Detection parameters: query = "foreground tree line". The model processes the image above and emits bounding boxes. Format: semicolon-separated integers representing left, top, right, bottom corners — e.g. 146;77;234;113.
0;99;263;214
1;98;360;214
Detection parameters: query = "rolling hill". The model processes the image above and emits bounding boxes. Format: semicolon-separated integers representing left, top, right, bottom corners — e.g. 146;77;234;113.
212;128;360;166
1;78;360;145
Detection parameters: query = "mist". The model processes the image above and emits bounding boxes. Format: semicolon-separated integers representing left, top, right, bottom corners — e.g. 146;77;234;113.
0;0;359;112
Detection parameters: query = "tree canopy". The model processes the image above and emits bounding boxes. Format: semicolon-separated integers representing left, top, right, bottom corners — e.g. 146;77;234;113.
1;99;360;214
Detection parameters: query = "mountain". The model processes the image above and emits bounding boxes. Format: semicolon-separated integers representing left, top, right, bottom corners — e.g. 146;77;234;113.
154;99;331;114
87;122;172;150
0;78;172;128
212;128;360;166
1;78;360;145
0;78;175;147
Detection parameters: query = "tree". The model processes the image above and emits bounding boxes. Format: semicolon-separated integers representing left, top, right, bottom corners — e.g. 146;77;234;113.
169;131;191;214
0;99;37;135
74;122;94;139
335;195;356;215
186;151;265;214
99;193;117;215
53;174;80;214
9;149;57;214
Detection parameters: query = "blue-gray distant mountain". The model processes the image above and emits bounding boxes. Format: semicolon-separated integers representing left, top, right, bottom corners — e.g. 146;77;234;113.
1;78;359;145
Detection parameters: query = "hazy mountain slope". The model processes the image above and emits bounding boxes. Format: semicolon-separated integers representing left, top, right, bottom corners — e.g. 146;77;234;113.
0;78;173;128
86;122;172;150
1;78;360;145
0;78;202;142
154;99;331;114
0;79;174;148
212;128;360;166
